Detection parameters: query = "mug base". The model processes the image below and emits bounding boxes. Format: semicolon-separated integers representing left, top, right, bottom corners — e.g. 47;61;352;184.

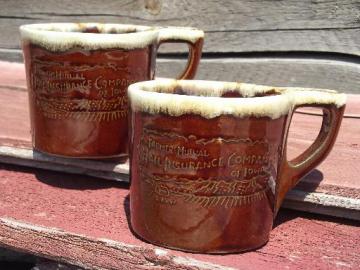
33;147;129;161
131;230;269;254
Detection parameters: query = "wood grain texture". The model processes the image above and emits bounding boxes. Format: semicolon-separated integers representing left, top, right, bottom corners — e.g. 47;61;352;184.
157;58;360;94
0;218;233;270
0;0;359;54
0;146;129;181
0;164;359;270
0;49;23;63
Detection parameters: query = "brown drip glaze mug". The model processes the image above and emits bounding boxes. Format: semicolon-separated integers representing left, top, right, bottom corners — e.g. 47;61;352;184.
20;23;204;158
128;79;346;253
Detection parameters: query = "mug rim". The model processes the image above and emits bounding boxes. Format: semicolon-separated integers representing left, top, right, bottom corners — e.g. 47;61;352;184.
20;23;160;51
128;79;346;120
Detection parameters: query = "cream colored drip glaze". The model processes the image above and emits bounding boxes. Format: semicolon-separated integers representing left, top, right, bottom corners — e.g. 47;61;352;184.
128;79;291;119
282;87;347;108
20;23;158;51
158;27;204;44
128;79;346;119
139;79;279;97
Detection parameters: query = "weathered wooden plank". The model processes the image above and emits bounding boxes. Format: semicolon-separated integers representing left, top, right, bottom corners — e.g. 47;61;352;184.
283;190;360;220
204;29;360;55
0;164;359;269
0;0;359;54
7;0;360;28
3;30;360;56
0;146;129;182
1;56;360;94
0;218;233;270
0;49;22;62
161;58;360;94
0;58;26;89
2;0;359;29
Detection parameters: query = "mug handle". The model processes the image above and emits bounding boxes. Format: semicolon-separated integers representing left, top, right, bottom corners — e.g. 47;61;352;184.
157;27;204;79
275;89;346;214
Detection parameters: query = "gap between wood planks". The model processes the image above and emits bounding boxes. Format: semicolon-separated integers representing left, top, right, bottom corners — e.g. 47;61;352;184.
2;47;360;63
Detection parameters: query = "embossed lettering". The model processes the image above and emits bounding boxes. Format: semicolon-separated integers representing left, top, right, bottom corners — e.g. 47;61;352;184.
30;59;136;121
138;128;273;207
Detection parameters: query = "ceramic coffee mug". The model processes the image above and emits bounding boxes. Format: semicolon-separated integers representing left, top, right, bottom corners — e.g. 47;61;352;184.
128;79;346;253
20;23;204;158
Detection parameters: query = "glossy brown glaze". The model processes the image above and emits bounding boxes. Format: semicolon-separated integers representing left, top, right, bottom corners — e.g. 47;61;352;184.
157;39;203;80
130;111;288;253
21;25;204;158
275;104;346;214
129;80;346;253
23;43;156;157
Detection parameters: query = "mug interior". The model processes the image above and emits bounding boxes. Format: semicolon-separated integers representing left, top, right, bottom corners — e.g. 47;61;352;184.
137;80;283;98
128;79;292;120
171;86;280;98
21;23;152;34
20;23;158;51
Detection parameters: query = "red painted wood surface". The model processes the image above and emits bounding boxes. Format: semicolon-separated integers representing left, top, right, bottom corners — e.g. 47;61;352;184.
1;61;360;268
0;163;359;269
0;61;27;90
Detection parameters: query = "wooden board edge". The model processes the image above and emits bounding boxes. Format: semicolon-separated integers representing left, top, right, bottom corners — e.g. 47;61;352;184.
0;146;129;181
1;145;359;221
282;190;360;221
0;218;234;270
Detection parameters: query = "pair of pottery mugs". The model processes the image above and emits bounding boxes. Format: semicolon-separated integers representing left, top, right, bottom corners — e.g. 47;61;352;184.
21;23;346;253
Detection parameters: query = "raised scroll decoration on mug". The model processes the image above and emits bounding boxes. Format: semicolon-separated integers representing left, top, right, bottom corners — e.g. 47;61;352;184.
30;58;140;121
139;128;272;208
